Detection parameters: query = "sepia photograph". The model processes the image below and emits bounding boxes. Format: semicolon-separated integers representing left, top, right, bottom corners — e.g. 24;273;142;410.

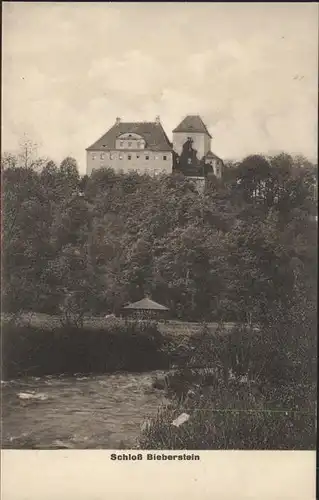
1;2;317;455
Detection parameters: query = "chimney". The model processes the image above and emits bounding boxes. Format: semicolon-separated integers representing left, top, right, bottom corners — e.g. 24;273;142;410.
155;115;160;125
116;117;121;125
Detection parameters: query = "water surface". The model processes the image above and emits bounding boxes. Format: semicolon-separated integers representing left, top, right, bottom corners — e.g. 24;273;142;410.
2;372;168;449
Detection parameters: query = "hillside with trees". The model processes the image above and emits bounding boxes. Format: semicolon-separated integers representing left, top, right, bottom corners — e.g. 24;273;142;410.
2;146;317;325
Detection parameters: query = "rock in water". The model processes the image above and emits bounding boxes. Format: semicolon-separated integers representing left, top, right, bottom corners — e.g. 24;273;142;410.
17;392;48;401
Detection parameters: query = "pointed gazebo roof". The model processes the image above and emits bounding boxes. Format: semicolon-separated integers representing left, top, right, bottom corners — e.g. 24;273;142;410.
123;297;169;311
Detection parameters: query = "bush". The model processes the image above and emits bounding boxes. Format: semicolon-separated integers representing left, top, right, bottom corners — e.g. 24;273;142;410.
169;316;316;387
139;380;316;450
1;320;169;378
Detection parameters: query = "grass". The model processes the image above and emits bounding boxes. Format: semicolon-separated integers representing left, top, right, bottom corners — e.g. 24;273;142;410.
139;378;317;450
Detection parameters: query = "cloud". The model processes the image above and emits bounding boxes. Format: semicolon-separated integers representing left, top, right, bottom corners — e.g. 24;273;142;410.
2;2;318;171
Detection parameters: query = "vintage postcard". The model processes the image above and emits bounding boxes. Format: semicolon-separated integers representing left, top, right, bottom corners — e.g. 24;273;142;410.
1;2;317;499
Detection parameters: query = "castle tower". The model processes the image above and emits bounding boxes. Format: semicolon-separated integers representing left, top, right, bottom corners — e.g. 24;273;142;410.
172;115;211;161
172;115;223;179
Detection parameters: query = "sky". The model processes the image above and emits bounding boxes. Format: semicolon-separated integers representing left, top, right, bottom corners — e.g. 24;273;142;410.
2;2;318;173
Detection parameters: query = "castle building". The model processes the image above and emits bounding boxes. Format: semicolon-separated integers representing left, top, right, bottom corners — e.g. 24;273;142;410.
86;115;223;179
86;116;172;176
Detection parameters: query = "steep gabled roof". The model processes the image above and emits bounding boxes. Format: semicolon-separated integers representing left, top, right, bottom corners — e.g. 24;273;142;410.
173;115;212;138
123;297;169;311
87;121;173;152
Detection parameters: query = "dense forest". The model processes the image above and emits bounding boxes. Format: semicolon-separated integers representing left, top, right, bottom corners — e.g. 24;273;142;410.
2;143;317;325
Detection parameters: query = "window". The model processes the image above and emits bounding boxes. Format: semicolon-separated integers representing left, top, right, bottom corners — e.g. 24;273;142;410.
128;155;131;160
155;155;159;160
163;155;167;161
110;153;113;160
145;155;149;160
92;153;96;160
100;153;105;160
188;158;192;165
119;154;123;160
120;141;124;148
137;141;140;148
128;142;132;148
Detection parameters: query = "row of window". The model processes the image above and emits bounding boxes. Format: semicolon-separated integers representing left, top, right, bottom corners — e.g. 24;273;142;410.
117;140;145;149
91;152;168;161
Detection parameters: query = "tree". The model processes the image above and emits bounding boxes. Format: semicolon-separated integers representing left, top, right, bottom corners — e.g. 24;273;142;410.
152;225;224;320
59;157;80;198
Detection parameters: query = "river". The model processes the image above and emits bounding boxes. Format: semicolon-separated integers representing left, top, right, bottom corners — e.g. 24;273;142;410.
1;372;169;449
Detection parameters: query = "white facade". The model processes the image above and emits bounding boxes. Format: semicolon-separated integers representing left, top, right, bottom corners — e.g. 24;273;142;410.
87;149;173;176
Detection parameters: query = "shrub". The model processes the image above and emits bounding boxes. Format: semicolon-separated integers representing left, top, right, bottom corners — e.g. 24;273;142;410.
171;316;316;387
1;320;169;378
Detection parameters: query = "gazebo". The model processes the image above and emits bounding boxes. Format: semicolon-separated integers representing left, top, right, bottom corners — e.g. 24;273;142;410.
122;297;170;320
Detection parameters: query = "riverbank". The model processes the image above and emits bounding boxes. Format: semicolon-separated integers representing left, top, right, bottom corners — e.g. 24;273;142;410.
2;314;316;450
1;315;238;379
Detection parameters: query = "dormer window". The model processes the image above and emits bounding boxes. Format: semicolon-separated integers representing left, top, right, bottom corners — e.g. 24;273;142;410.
116;133;144;150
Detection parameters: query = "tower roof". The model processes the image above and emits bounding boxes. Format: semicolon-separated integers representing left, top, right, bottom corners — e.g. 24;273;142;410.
172;115;212;138
87;120;172;151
